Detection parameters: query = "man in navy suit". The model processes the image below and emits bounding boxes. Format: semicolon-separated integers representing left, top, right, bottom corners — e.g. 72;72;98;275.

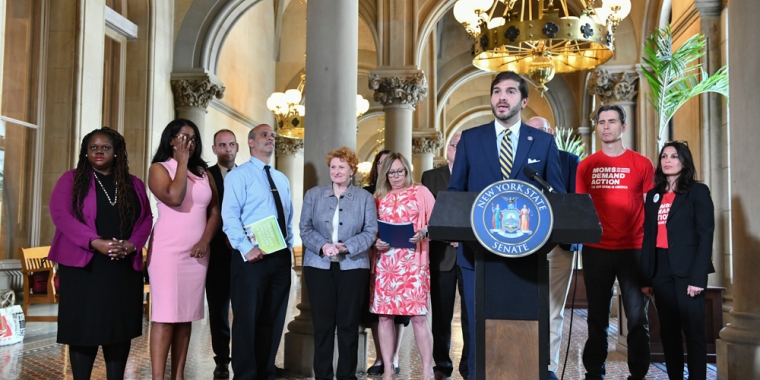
527;117;580;380
447;71;565;378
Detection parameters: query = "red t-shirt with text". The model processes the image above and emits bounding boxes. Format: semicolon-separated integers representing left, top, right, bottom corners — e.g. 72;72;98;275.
656;191;675;249
576;149;654;250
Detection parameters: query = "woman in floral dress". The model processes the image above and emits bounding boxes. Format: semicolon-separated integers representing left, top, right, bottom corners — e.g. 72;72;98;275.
370;152;436;380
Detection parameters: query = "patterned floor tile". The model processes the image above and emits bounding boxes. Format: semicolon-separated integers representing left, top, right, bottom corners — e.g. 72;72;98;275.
1;277;716;379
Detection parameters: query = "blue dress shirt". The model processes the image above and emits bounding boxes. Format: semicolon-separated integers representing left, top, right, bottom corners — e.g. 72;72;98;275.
495;119;521;157
222;156;294;261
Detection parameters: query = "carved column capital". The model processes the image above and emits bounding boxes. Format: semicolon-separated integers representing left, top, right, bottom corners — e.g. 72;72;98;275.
411;131;443;155
275;135;304;157
695;0;723;17
170;76;225;109
368;70;428;107
587;69;639;104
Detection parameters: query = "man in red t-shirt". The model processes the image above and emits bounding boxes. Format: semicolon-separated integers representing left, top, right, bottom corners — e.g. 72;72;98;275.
576;104;654;380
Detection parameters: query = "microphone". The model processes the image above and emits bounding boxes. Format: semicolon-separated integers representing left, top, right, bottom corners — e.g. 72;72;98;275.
523;166;557;193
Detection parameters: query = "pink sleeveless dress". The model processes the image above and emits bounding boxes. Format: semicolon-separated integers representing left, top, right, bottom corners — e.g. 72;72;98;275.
148;158;211;322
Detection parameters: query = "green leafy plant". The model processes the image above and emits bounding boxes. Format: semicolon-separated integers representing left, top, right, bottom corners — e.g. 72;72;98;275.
555;127;586;159
641;26;729;150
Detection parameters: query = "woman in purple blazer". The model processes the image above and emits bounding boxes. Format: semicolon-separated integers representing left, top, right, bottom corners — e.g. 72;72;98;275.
49;127;153;380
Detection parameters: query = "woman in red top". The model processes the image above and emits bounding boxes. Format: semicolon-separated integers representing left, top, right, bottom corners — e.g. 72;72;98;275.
640;141;715;380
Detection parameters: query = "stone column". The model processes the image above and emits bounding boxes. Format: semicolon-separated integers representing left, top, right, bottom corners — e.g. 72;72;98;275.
717;1;760;379
411;130;443;182
274;136;304;369
368;69;428;160
285;0;360;377
693;0;729;291
586;69;639;150
169;74;225;134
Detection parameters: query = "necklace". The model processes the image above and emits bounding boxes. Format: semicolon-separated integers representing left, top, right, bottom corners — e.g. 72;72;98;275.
93;172;118;206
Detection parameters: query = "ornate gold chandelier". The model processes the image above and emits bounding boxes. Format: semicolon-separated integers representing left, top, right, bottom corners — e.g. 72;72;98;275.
453;0;631;94
266;74;370;139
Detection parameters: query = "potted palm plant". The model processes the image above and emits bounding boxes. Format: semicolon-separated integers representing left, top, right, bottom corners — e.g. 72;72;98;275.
555;127;586;159
641;26;729;150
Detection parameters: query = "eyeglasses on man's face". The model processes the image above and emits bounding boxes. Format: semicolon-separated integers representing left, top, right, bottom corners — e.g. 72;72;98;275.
387;169;407;177
448;144;457;151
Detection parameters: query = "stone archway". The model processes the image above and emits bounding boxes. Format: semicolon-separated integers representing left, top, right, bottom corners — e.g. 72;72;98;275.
173;0;265;75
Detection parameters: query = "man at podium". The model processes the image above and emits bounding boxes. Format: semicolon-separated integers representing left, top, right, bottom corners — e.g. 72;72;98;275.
448;71;565;378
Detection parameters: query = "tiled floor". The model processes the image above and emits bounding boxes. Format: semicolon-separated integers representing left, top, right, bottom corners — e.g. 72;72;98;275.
2;279;717;379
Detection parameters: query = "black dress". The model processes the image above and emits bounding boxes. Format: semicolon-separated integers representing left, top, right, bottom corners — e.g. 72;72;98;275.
57;173;143;346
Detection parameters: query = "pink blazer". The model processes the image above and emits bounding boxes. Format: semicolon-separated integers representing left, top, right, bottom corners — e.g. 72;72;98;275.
48;170;153;271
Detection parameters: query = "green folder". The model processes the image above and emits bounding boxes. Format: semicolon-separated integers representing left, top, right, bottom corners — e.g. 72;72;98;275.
243;215;287;254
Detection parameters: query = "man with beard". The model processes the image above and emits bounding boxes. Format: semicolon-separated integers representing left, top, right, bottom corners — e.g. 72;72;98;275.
206;129;238;379
448;71;565;378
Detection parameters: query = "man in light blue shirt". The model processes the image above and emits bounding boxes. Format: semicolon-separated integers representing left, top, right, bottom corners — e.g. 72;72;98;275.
222;123;293;380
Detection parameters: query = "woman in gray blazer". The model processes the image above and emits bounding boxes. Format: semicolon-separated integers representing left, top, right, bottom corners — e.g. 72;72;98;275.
300;147;378;380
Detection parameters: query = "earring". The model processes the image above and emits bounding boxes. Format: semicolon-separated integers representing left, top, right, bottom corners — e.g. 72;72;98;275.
85;154;88;157
114;155;117;157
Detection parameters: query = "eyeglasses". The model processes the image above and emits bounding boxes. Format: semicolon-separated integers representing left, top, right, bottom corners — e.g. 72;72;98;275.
387;169;407;177
665;140;688;147
448;144;457;150
175;133;198;144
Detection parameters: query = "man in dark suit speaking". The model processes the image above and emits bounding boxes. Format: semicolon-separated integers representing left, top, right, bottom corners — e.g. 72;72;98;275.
421;133;469;380
447;71;566;378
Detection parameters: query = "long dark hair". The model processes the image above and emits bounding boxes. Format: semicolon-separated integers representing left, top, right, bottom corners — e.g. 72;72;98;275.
654;141;696;194
72;127;137;236
367;149;392;187
151;119;207;176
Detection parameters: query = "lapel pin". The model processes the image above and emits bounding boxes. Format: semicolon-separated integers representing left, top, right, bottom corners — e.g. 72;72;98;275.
527;136;533;141
653;194;660;203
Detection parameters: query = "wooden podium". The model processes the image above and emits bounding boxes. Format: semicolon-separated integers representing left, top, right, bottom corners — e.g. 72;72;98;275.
428;191;601;380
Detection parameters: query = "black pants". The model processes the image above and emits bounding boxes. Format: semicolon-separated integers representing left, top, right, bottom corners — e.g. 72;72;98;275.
430;265;469;378
230;249;292;380
652;248;707;380
304;264;369;380
69;340;131;380
581;247;650;379
206;245;232;366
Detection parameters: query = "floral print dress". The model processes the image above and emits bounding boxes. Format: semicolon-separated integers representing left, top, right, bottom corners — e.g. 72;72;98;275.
370;185;431;316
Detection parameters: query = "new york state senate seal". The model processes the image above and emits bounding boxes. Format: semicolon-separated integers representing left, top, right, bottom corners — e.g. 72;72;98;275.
470;180;554;258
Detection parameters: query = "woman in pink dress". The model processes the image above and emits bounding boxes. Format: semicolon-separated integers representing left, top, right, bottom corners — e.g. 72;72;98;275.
370;152;436;380
147;119;220;380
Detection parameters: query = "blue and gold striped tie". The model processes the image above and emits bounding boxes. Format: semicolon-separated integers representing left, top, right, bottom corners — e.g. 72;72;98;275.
500;130;513;179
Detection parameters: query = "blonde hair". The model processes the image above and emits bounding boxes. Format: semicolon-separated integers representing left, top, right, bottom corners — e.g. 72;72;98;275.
325;147;359;173
374;152;413;199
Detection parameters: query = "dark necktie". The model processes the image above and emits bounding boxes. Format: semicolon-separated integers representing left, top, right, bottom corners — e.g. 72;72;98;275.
264;165;287;241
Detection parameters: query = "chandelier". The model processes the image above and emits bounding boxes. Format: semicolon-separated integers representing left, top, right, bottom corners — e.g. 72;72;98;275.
266;74;371;140
453;0;631;95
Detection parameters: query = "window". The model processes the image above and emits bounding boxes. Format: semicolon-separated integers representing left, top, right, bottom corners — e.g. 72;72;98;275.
0;0;45;259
